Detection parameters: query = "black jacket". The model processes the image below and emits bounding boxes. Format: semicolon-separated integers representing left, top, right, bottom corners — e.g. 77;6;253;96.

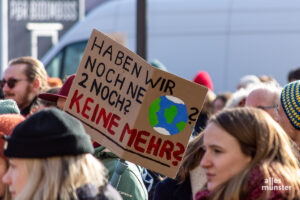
153;175;193;200
21;96;39;116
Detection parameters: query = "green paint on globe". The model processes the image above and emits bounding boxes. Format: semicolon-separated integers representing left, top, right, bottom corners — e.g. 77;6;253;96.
164;105;177;124
176;121;186;133
148;98;161;127
148;95;188;135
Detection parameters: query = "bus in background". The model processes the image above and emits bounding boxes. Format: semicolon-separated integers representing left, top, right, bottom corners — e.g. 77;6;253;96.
42;0;300;93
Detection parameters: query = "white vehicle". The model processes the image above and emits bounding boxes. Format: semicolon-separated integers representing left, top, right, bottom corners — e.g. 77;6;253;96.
42;0;300;93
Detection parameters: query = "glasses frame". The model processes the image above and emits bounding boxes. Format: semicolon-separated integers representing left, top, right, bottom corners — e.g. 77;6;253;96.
0;78;28;89
256;104;278;110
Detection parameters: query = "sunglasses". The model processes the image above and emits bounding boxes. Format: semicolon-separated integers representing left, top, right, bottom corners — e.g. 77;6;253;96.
0;78;28;89
256;104;278;110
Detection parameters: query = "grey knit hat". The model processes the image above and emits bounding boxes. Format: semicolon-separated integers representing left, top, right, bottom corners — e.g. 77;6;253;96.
0;99;20;114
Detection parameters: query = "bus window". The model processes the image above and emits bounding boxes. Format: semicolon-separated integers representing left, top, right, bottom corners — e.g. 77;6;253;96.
61;41;87;78
46;50;63;77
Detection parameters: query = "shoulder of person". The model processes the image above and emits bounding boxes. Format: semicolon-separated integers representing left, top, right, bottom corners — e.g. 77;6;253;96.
93;148;148;200
94;146;118;160
117;161;148;200
154;177;192;200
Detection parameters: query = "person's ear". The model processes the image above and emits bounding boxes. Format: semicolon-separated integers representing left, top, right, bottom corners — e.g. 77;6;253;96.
32;78;40;92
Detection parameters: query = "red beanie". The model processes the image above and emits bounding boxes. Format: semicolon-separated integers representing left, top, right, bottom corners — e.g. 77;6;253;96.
0;114;25;159
193;71;214;91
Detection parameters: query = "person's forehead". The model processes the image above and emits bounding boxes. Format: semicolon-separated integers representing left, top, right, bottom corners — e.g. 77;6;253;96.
248;89;273;105
204;123;236;146
3;64;27;78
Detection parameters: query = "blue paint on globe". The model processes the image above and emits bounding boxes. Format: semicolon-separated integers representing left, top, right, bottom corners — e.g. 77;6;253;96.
148;95;188;135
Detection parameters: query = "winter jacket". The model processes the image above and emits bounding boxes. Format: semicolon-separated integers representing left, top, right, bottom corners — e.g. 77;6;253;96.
94;146;148;200
153;175;193;200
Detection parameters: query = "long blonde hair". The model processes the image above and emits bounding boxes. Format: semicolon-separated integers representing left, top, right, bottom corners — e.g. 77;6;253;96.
206;107;300;200
15;154;107;200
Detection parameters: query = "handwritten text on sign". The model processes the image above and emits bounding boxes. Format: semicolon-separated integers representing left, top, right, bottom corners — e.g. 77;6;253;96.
65;29;207;177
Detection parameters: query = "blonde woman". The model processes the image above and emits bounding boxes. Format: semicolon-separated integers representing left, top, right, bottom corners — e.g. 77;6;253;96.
2;108;122;200
196;107;300;200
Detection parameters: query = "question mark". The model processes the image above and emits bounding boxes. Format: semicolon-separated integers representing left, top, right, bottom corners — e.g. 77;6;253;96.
123;100;131;115
188;107;199;124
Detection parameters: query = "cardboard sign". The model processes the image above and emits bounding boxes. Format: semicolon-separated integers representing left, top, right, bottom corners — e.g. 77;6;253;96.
64;29;208;178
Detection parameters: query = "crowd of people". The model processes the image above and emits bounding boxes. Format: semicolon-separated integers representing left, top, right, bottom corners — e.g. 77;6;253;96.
0;56;299;199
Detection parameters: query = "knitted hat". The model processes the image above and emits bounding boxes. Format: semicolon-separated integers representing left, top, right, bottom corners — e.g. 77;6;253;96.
38;74;75;102
281;80;300;130
0;99;20;114
4;108;94;158
47;77;63;87
0;114;25;159
150;59;167;71
193;71;214;91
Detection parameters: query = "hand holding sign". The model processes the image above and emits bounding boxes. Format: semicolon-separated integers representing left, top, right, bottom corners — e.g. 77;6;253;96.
64;29;207;178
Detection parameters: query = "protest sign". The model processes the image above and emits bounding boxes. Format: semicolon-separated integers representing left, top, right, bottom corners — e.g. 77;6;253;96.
64;29;208;178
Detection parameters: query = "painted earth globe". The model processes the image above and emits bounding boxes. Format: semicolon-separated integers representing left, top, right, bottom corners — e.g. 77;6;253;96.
148;95;188;135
